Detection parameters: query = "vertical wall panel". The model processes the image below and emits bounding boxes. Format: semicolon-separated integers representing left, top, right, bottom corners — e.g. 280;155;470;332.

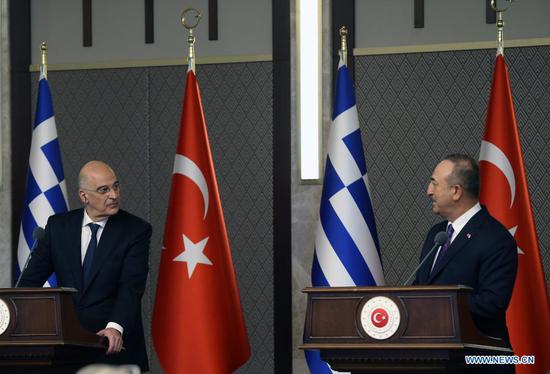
32;69;151;219
354;46;550;289
148;62;274;373
32;66;154;365
32;61;274;373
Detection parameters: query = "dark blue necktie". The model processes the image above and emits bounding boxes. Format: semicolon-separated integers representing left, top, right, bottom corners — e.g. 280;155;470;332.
432;224;454;273
82;223;100;285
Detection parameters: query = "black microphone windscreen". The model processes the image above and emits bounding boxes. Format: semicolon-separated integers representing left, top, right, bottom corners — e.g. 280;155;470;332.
32;227;45;241
433;231;448;246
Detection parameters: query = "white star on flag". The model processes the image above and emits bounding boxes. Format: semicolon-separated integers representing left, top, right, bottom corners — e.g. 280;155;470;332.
173;234;213;278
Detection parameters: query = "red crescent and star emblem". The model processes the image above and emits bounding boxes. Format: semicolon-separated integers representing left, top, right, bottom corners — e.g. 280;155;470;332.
360;296;401;340
370;308;389;328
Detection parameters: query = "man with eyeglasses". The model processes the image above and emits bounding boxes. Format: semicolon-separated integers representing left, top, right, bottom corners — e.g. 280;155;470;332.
414;154;518;373
18;160;151;372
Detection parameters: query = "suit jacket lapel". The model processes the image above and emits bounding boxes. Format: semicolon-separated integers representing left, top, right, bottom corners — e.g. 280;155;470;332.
417;222;448;284
428;209;485;283
418;238;441;284
68;209;85;292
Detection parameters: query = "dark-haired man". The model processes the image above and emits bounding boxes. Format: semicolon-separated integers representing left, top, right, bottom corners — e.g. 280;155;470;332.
415;154;517;372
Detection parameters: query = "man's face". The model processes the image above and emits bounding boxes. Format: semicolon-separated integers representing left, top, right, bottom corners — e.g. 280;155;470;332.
79;168;120;221
427;160;456;219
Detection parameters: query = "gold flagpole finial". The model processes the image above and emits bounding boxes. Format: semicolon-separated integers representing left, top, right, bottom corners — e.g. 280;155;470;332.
490;0;514;55
339;26;348;66
181;8;202;72
41;42;48;78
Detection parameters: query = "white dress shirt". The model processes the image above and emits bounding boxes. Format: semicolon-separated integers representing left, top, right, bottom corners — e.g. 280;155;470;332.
81;210;124;335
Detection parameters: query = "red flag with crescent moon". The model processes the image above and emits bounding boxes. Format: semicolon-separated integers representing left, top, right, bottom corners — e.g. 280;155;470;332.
479;53;550;374
152;69;250;373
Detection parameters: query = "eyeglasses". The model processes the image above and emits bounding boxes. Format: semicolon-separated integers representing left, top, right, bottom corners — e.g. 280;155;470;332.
81;181;121;195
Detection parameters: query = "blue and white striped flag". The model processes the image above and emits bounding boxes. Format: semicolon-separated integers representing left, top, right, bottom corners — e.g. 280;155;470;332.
16;72;69;287
305;58;385;373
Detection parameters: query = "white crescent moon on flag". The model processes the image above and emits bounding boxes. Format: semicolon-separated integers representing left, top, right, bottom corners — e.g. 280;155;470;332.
373;312;383;323
173;154;209;219
479;140;516;208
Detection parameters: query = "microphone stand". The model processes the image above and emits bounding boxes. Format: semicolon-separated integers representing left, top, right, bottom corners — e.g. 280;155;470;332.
403;232;448;286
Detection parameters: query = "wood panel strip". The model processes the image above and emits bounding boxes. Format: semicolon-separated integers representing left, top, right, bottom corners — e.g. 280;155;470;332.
208;0;218;40
145;0;154;43
414;0;424;29
83;0;92;47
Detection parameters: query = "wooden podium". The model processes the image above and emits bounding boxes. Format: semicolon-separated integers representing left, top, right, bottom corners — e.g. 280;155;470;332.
301;285;512;373
0;288;107;373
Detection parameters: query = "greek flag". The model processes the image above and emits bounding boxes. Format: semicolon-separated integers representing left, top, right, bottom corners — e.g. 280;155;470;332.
16;72;69;287
305;59;384;373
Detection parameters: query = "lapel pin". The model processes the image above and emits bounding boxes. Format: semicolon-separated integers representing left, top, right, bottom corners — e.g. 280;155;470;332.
466;233;472;239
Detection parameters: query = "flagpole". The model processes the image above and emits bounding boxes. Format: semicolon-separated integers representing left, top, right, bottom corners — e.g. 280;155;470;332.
17;40;70;287
181;8;202;72
152;7;251;371
490;0;514;55
339;26;348;66
482;2;550;372
306;19;385;374
40;42;48;78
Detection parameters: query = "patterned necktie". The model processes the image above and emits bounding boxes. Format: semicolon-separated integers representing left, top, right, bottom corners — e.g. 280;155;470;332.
432;224;454;273
82;223;100;285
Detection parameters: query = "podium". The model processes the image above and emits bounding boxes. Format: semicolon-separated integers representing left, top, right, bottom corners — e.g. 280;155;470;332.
301;285;512;373
0;288;107;373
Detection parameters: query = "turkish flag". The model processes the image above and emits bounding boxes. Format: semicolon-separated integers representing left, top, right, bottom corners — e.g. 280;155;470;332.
152;70;250;373
479;54;550;373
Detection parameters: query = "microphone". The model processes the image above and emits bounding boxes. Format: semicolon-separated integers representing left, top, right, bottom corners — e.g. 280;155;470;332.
15;227;45;287
403;231;448;286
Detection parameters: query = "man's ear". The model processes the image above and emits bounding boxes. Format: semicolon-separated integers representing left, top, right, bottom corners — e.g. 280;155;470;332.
79;190;87;204
451;185;463;201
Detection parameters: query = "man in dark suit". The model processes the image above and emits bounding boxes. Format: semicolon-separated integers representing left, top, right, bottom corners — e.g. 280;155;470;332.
18;161;151;372
415;154;517;372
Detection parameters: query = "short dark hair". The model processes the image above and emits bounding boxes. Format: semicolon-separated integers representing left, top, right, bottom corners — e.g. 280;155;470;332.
444;154;479;199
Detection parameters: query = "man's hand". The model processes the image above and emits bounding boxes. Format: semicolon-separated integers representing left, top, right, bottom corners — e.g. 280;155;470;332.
97;327;123;355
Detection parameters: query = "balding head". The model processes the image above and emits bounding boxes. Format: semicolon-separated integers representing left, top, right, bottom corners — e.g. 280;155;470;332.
78;161;120;220
79;161;116;190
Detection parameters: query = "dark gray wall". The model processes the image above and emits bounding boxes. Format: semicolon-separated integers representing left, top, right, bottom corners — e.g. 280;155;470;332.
354;45;550;289
32;61;274;373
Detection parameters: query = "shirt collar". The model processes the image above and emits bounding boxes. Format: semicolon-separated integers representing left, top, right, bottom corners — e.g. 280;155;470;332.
448;202;481;239
82;209;109;228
